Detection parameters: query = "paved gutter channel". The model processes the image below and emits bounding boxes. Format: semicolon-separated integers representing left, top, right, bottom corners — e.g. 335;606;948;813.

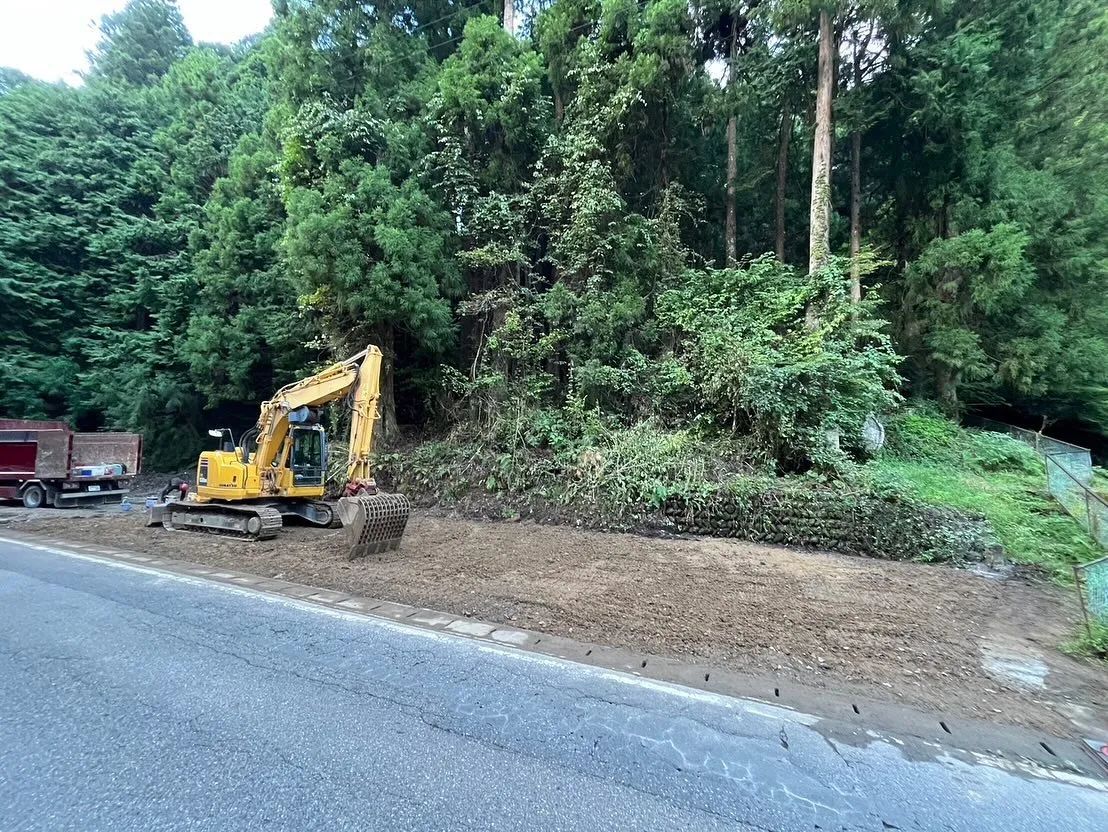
4;531;1105;787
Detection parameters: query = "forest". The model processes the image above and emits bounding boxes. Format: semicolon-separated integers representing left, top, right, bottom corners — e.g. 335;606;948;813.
2;0;1106;472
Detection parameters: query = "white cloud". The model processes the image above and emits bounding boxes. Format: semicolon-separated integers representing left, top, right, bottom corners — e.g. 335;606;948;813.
0;0;274;85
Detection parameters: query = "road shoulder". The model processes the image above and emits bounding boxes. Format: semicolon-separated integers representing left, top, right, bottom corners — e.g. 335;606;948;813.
2;529;1105;787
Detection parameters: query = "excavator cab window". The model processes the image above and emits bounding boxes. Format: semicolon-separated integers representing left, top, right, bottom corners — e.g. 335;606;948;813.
290;427;325;487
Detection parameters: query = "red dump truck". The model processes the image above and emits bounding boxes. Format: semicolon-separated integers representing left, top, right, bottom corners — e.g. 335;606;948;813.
0;419;142;508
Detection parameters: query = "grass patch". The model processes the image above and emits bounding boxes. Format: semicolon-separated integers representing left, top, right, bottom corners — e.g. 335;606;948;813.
1093;467;1108;500
1063;621;1108;660
872;411;1101;582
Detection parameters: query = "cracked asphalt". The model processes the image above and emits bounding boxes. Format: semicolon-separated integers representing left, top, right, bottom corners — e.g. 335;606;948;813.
1;538;1106;831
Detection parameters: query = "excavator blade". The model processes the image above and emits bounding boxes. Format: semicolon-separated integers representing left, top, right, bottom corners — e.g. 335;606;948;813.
337;492;411;558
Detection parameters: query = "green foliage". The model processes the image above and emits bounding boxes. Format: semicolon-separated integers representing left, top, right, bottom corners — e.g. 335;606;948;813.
89;0;192;86
885;409;1041;474
559;421;748;510
875;415;1101;581
283;160;458;352
902;224;1034;411
658;256;902;470
1063;621;1108;661
883;409;960;461
185;132;311;406
3;0;1108;474
961;431;1041;475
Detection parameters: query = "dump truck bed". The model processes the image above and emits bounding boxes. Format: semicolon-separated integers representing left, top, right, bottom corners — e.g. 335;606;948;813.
0;419;142;505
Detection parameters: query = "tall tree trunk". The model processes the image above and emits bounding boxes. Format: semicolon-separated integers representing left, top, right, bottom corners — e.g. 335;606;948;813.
849;127;862;303
375;323;398;448
774;99;791;262
937;367;960;416
808;10;834;278
849;33;864;304
503;0;515;34
660;100;670;188
724;23;738;266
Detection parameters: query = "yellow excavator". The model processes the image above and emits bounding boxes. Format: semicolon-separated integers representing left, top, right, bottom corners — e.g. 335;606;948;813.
152;345;410;557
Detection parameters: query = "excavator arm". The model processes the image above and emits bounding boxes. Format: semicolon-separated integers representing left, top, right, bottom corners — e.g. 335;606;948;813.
251;347;383;492
344;348;382;487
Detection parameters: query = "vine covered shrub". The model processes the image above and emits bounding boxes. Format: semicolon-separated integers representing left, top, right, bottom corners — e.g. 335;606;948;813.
445;255;904;476
656;256;903;472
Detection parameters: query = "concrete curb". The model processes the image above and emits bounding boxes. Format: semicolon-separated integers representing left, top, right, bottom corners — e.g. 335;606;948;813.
4;531;1105;785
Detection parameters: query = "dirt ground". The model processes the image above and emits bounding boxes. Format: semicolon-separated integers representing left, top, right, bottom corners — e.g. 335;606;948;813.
2;504;1105;737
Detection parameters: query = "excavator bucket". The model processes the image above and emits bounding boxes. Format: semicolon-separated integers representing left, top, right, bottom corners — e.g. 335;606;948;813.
337;492;411;558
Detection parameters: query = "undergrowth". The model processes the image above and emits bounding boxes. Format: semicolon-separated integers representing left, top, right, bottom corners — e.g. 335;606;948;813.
870;407;1100;581
374;402;1103;573
1063;621;1108;661
376;419;763;519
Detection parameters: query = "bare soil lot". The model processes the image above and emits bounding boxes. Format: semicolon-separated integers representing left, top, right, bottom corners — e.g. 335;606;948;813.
3;506;1105;736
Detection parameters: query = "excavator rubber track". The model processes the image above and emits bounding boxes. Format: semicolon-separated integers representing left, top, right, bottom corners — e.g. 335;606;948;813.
161;502;283;541
337;492;411;558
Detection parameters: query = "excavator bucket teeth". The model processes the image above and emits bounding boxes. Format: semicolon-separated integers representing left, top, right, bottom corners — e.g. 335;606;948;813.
337;493;411;558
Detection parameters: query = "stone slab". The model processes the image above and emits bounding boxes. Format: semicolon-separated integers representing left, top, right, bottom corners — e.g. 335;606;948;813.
445;620;496;638
407;610;456;628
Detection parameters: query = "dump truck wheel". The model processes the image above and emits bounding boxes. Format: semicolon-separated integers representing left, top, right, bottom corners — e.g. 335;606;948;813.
21;483;46;509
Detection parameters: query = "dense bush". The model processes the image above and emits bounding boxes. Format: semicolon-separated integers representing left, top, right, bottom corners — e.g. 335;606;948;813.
885;408;1041;475
446;256;903;474
657;256;902;471
883;409;961;462
962;431;1042;475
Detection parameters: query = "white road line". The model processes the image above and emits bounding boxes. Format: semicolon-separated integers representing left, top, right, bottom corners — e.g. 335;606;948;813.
0;534;808;720
5;534;1103;791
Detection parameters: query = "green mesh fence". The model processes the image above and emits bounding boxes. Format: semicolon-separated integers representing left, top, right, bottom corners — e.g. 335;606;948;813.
1039;447;1108;551
976;418;1108;632
1075;556;1108;626
1045;453;1108;543
977;418;1107;549
975;417;1091;461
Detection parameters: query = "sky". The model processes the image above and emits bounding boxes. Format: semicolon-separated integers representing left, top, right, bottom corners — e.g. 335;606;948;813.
0;0;274;84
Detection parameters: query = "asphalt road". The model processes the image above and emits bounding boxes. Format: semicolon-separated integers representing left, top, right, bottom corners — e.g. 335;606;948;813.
1;537;1106;831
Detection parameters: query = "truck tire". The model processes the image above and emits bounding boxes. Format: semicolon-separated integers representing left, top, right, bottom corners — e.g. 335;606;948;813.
21;483;46;509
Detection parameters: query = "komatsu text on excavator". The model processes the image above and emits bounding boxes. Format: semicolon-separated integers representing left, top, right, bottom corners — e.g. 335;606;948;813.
151;345;410;557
